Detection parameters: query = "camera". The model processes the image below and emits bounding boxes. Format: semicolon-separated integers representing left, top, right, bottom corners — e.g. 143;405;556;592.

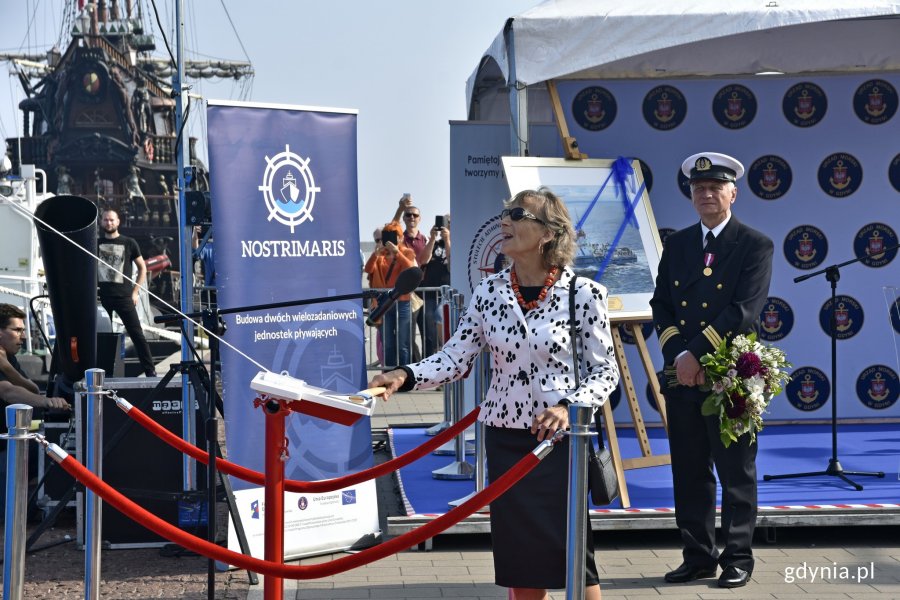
381;229;398;247
434;215;446;229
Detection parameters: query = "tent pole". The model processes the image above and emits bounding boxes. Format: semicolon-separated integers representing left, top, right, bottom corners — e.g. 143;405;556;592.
505;23;528;157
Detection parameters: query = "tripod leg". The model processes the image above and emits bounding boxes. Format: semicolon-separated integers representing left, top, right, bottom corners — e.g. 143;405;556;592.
835;473;863;491
763;471;826;481
188;366;258;586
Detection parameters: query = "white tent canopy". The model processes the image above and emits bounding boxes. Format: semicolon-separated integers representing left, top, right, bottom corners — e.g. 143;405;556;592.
467;0;900;121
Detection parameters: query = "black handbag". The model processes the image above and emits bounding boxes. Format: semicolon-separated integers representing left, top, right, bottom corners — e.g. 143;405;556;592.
569;276;620;506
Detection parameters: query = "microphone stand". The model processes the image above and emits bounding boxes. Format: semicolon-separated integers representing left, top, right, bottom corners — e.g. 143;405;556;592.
763;243;898;490
153;288;380;588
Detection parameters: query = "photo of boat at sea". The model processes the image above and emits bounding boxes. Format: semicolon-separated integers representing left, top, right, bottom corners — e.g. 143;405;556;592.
551;184;656;295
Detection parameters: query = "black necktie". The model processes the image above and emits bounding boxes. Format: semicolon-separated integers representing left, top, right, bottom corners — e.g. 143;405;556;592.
704;231;715;249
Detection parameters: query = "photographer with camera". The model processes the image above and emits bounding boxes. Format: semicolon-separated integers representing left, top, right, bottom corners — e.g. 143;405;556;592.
364;222;417;368
418;214;451;356
391;194;427;263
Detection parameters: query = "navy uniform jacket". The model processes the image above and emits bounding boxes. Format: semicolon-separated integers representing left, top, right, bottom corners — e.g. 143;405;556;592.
651;217;774;385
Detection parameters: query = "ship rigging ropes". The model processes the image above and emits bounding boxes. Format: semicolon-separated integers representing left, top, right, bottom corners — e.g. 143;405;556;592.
44;425;550;579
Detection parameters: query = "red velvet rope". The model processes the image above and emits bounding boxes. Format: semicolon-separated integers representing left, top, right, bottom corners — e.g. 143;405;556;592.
55;445;542;578
122;403;480;493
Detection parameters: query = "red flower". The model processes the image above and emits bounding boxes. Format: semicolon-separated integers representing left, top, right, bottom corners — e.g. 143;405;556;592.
735;352;763;378
725;391;747;418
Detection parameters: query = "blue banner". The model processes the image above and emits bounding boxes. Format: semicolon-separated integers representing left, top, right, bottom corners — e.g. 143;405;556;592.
207;101;371;491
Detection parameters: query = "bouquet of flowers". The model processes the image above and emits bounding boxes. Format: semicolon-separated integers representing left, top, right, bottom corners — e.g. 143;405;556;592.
698;333;791;447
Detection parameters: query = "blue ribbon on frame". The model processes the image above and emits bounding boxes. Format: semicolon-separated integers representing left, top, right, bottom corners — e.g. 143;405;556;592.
594;157;646;282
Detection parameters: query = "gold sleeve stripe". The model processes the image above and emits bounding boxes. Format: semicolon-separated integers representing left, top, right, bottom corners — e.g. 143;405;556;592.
703;326;723;349
658;326;680;348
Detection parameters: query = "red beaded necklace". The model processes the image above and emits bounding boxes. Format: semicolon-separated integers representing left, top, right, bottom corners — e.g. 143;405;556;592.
511;265;559;311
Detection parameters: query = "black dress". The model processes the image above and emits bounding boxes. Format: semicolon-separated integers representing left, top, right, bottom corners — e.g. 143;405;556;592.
486;285;599;589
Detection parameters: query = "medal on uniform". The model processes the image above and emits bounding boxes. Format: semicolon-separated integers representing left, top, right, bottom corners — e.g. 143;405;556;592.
703;252;715;277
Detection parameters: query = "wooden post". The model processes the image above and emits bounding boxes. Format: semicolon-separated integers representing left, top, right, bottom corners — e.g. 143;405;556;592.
601;320;671;508
546;80;588;160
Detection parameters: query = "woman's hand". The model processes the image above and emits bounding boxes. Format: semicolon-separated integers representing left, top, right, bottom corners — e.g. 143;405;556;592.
531;404;569;442
368;369;408;400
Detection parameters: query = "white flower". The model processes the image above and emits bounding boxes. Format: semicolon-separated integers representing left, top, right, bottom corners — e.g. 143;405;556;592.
727;368;738;379
713;380;727;394
746;375;766;396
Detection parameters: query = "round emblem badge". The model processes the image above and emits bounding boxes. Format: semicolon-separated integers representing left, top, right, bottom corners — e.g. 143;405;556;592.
817;152;862;198
636;158;653;193
782;82;827;127
785;366;830;412
617;322;654;345
853;223;898;268
657;227;676;248
572;86;618;131
853;79;897;125
783;225;828;270
889;153;900;193
855;365;899;410
747;155;792;200
758;297;794;342
258;144;320;233
819;295;864;340
642;85;687;131
298;496;308;510
467;216;506;292
713;84;757;129
676;168;692;199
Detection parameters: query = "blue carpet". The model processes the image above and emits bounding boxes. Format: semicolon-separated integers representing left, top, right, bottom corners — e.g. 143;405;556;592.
390;423;900;515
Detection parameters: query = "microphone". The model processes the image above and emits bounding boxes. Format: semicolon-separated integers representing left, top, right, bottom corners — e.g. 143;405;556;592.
365;267;424;327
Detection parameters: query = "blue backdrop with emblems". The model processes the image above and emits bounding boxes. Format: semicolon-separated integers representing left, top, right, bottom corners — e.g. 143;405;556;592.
452;73;900;423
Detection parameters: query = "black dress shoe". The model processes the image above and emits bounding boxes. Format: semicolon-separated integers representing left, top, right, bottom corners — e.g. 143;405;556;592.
718;565;750;588
664;562;717;583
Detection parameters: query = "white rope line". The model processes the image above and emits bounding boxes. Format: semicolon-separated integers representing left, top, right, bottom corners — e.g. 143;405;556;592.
0;285;50;303
4;197;268;373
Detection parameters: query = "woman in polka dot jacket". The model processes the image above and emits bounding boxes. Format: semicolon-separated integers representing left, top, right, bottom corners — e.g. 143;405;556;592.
371;188;619;600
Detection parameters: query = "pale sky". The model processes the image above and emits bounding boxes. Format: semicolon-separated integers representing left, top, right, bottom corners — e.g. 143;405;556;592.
1;0;539;239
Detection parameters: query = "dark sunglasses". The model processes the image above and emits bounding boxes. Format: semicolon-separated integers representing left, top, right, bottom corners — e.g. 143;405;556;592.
403;212;420;218
500;206;545;225
374;238;382;243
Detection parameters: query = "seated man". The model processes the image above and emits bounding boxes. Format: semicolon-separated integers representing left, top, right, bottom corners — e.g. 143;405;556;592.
0;304;68;518
0;304;41;394
0;380;69;411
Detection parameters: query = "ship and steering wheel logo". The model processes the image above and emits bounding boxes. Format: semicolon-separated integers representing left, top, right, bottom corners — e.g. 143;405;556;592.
258;144;321;233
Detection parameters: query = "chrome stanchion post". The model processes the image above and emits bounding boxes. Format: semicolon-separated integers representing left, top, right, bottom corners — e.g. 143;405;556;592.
433;293;474;480
3;404;33;600
448;350;489;508
84;368;105;600
565;402;592;600
425;285;454;436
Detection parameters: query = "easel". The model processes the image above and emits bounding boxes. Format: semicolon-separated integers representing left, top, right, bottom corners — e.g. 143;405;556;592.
545;81;670;508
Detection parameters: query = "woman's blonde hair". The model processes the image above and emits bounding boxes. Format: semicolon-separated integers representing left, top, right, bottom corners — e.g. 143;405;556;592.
504;187;576;267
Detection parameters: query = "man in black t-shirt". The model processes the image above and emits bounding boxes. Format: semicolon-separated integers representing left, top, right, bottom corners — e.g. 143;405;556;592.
98;209;156;376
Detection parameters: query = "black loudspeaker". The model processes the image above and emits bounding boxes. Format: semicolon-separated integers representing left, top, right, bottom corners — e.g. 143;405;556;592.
77;377;207;547
96;332;125;378
34;195;99;397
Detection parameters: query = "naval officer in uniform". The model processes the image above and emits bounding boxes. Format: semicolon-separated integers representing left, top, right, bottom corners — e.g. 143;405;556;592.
650;152;774;589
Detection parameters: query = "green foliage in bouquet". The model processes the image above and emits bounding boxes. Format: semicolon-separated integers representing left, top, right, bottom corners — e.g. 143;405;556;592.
699;333;792;447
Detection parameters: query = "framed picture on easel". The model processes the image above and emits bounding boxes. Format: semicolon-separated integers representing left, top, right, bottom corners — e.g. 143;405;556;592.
502;157;663;321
